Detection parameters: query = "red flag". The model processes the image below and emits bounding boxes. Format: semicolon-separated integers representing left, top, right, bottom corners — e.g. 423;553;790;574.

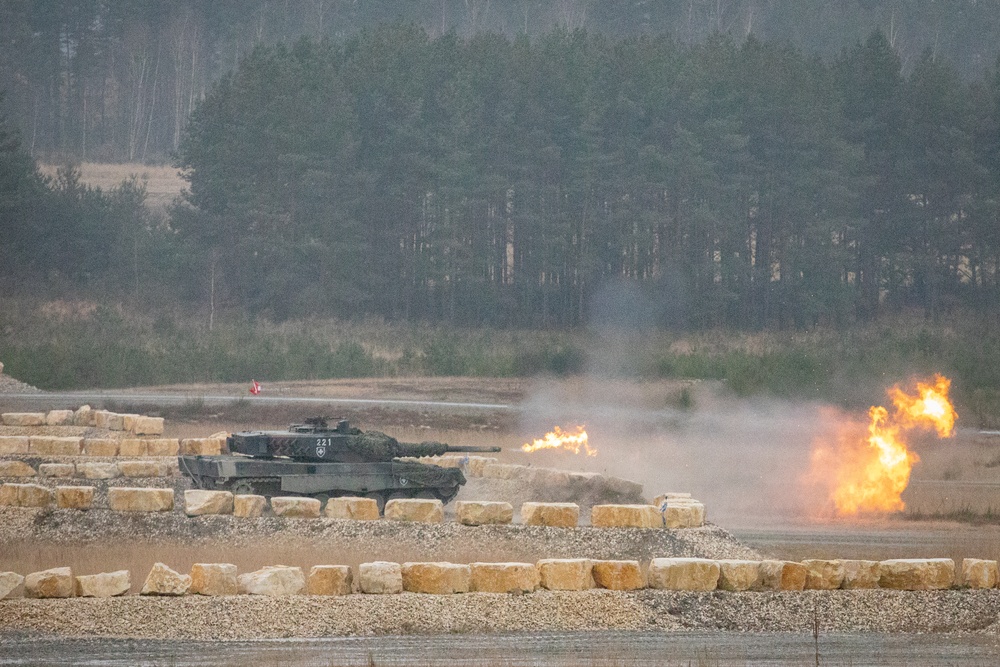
250;379;261;395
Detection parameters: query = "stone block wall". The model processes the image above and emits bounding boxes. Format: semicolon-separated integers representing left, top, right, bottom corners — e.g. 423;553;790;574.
1;557;996;601
2;408;163;435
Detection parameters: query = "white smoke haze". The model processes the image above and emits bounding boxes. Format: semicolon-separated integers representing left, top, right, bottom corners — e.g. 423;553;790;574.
504;278;853;527
514;376;853;528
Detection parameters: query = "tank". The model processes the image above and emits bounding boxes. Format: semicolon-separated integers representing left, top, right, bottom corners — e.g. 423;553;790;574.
177;417;501;511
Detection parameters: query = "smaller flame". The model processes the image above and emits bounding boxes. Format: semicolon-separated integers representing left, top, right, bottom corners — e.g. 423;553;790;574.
521;426;595;456
888;373;957;438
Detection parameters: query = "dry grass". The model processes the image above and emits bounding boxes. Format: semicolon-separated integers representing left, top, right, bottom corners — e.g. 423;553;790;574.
38;161;185;212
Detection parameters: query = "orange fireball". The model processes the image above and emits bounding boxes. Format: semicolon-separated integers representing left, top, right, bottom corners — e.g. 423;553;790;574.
521;425;595;456
814;374;957;516
889;373;957;437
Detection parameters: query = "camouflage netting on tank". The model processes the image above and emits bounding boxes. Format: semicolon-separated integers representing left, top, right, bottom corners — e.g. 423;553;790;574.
345;432;449;460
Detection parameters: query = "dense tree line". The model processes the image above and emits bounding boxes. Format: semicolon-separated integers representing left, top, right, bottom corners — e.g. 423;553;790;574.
173;28;1000;328
0;100;158;295
3;0;1000;163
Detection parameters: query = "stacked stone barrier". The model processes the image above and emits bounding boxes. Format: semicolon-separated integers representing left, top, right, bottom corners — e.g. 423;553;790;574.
1;408;164;435
0;459;178;479
0;490;708;531
2;557;997;600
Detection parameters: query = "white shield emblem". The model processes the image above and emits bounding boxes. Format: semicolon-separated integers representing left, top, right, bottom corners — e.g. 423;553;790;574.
316;446;326;458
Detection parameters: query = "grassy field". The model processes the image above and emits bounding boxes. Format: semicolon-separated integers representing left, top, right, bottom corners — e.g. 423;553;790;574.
38;161;185;212
2;296;999;427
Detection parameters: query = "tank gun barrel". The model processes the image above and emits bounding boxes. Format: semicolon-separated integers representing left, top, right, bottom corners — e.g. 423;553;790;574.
392;441;501;458
444;445;502;453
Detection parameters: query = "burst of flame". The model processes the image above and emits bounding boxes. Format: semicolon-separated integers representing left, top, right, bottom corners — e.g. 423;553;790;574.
888;374;957;438
521;425;596;456
830;405;917;514
818;374;957;516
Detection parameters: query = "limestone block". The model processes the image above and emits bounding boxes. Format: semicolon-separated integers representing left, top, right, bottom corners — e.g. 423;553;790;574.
118;460;167;478
651;492;692;504
521;502;579;528
591;560;645;591
482;463;529;480
359;561;403;594
537;558;594;591
77;462;120;479
841;560;880;589
25;567;74;598
29;436;82;456
325;496;380;521
118;439;148;457
456;500;514;526
307;565;353;595
238;565;305;596
530;468;571;487
0;572;24;599
46;410;75;426
0;460;37;477
715;560;760;592
467;456;498;477
73;405;93;426
132;416;164;436
470;562;539;593
803;559;846;590
82;438;119;456
38;463;75;478
105;413;127;431
402;562;472;594
56;486;94;509
0;436;29;454
234;494;267;518
385;498;444;523
180;438;224;456
93;410;113;429
75;570;130;597
429;455;463;469
184;489;234;516
961;559;999;589
107;487;174;512
1;482;54;507
141;562;191;596
17;483;53;507
190;563;238;596
879;559;955;590
755;560;807;591
660;502;705;529
591;504;662;529
648;558;720;591
271;496;321;518
0;484;17;505
120;414;140;432
145;439;180;457
2;412;45;427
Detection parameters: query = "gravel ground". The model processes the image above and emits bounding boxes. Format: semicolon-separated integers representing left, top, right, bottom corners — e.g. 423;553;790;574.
0;590;998;640
0;372;40;394
0;505;759;562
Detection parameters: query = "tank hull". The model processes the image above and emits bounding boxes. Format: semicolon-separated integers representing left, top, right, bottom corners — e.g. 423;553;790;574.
178;454;466;508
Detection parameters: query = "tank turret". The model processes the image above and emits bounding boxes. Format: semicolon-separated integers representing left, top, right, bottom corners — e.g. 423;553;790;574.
178;417;501;512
